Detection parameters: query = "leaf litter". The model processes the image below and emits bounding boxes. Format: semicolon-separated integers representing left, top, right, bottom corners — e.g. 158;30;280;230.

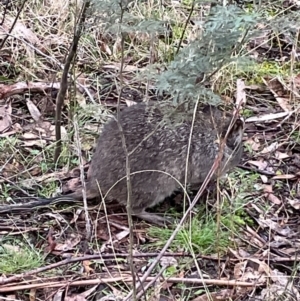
1;2;300;301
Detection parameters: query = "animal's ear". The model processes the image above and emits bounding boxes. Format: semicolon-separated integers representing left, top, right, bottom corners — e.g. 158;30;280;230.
229;118;244;132
202;105;221;116
225;118;244;149
202;105;228;123
202;105;221;124
202;104;213;114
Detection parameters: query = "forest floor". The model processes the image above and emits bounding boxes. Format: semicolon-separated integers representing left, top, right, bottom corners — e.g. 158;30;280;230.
0;1;300;301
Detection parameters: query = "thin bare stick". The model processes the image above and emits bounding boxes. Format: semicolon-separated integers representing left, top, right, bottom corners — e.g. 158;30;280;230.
175;0;195;55
0;0;27;49
54;0;91;163
73;115;92;239
115;2;137;300
0;276;256;293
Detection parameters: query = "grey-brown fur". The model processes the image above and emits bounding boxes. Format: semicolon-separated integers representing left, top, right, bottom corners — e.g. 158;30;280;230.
0;101;244;224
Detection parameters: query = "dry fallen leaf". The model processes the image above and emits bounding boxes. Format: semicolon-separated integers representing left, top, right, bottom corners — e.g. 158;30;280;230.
272;174;296;180
258;217;292;236
0;82;60;99
160;256;178;268
233;259;267;284
52;290;64;301
100;41;112;55
64;295;86;301
22;132;47;147
286;198;300;210
263;184;281;205
261;142;281;154
49;124;68;141
260;175;268;183
266;193;282;205
233;261;247;279
103;63;142;72
45;228;57;254
113;36;122;57
0;102;12;132
263;77;292;112
0;18;41;46
54;234;82;252
75;93;87;107
274;151;290;160
29;289;36;301
6;295;17;301
260;268;300;301
2;162;23;178
245;111;291;123
248;159;268;170
245;137;261;151
26;99;42;121
115;229;130;241
83;260;95;274
64;285;100;301
191;289;237;301
236;79;246;108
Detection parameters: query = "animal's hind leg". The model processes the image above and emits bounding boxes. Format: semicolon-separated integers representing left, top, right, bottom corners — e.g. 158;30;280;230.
131;207;172;226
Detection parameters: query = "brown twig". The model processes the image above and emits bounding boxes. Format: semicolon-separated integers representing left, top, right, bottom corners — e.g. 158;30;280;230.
0;276;257;293
0;0;27;49
175;0;196;55
73;116;92;239
0;252;190;286
54;0;91;163
112;2;138;301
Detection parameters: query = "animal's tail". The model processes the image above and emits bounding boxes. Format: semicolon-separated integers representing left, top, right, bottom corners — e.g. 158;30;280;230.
0;196;77;214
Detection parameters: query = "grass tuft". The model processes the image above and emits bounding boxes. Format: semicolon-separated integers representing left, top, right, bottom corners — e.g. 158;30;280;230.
0;240;44;274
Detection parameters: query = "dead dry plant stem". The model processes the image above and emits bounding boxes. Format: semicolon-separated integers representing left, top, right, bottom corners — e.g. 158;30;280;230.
54;0;90;163
0;175;31;197
0;0;27;49
2;249;269;287
183;99;199;213
116;3;137;300
125;110;242;300
74;116;92;239
176;0;195;55
135;266;167;300
0;253;194;286
0;277;256;293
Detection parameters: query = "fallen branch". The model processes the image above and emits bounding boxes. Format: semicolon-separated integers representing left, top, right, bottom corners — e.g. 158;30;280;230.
0;275;257;293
